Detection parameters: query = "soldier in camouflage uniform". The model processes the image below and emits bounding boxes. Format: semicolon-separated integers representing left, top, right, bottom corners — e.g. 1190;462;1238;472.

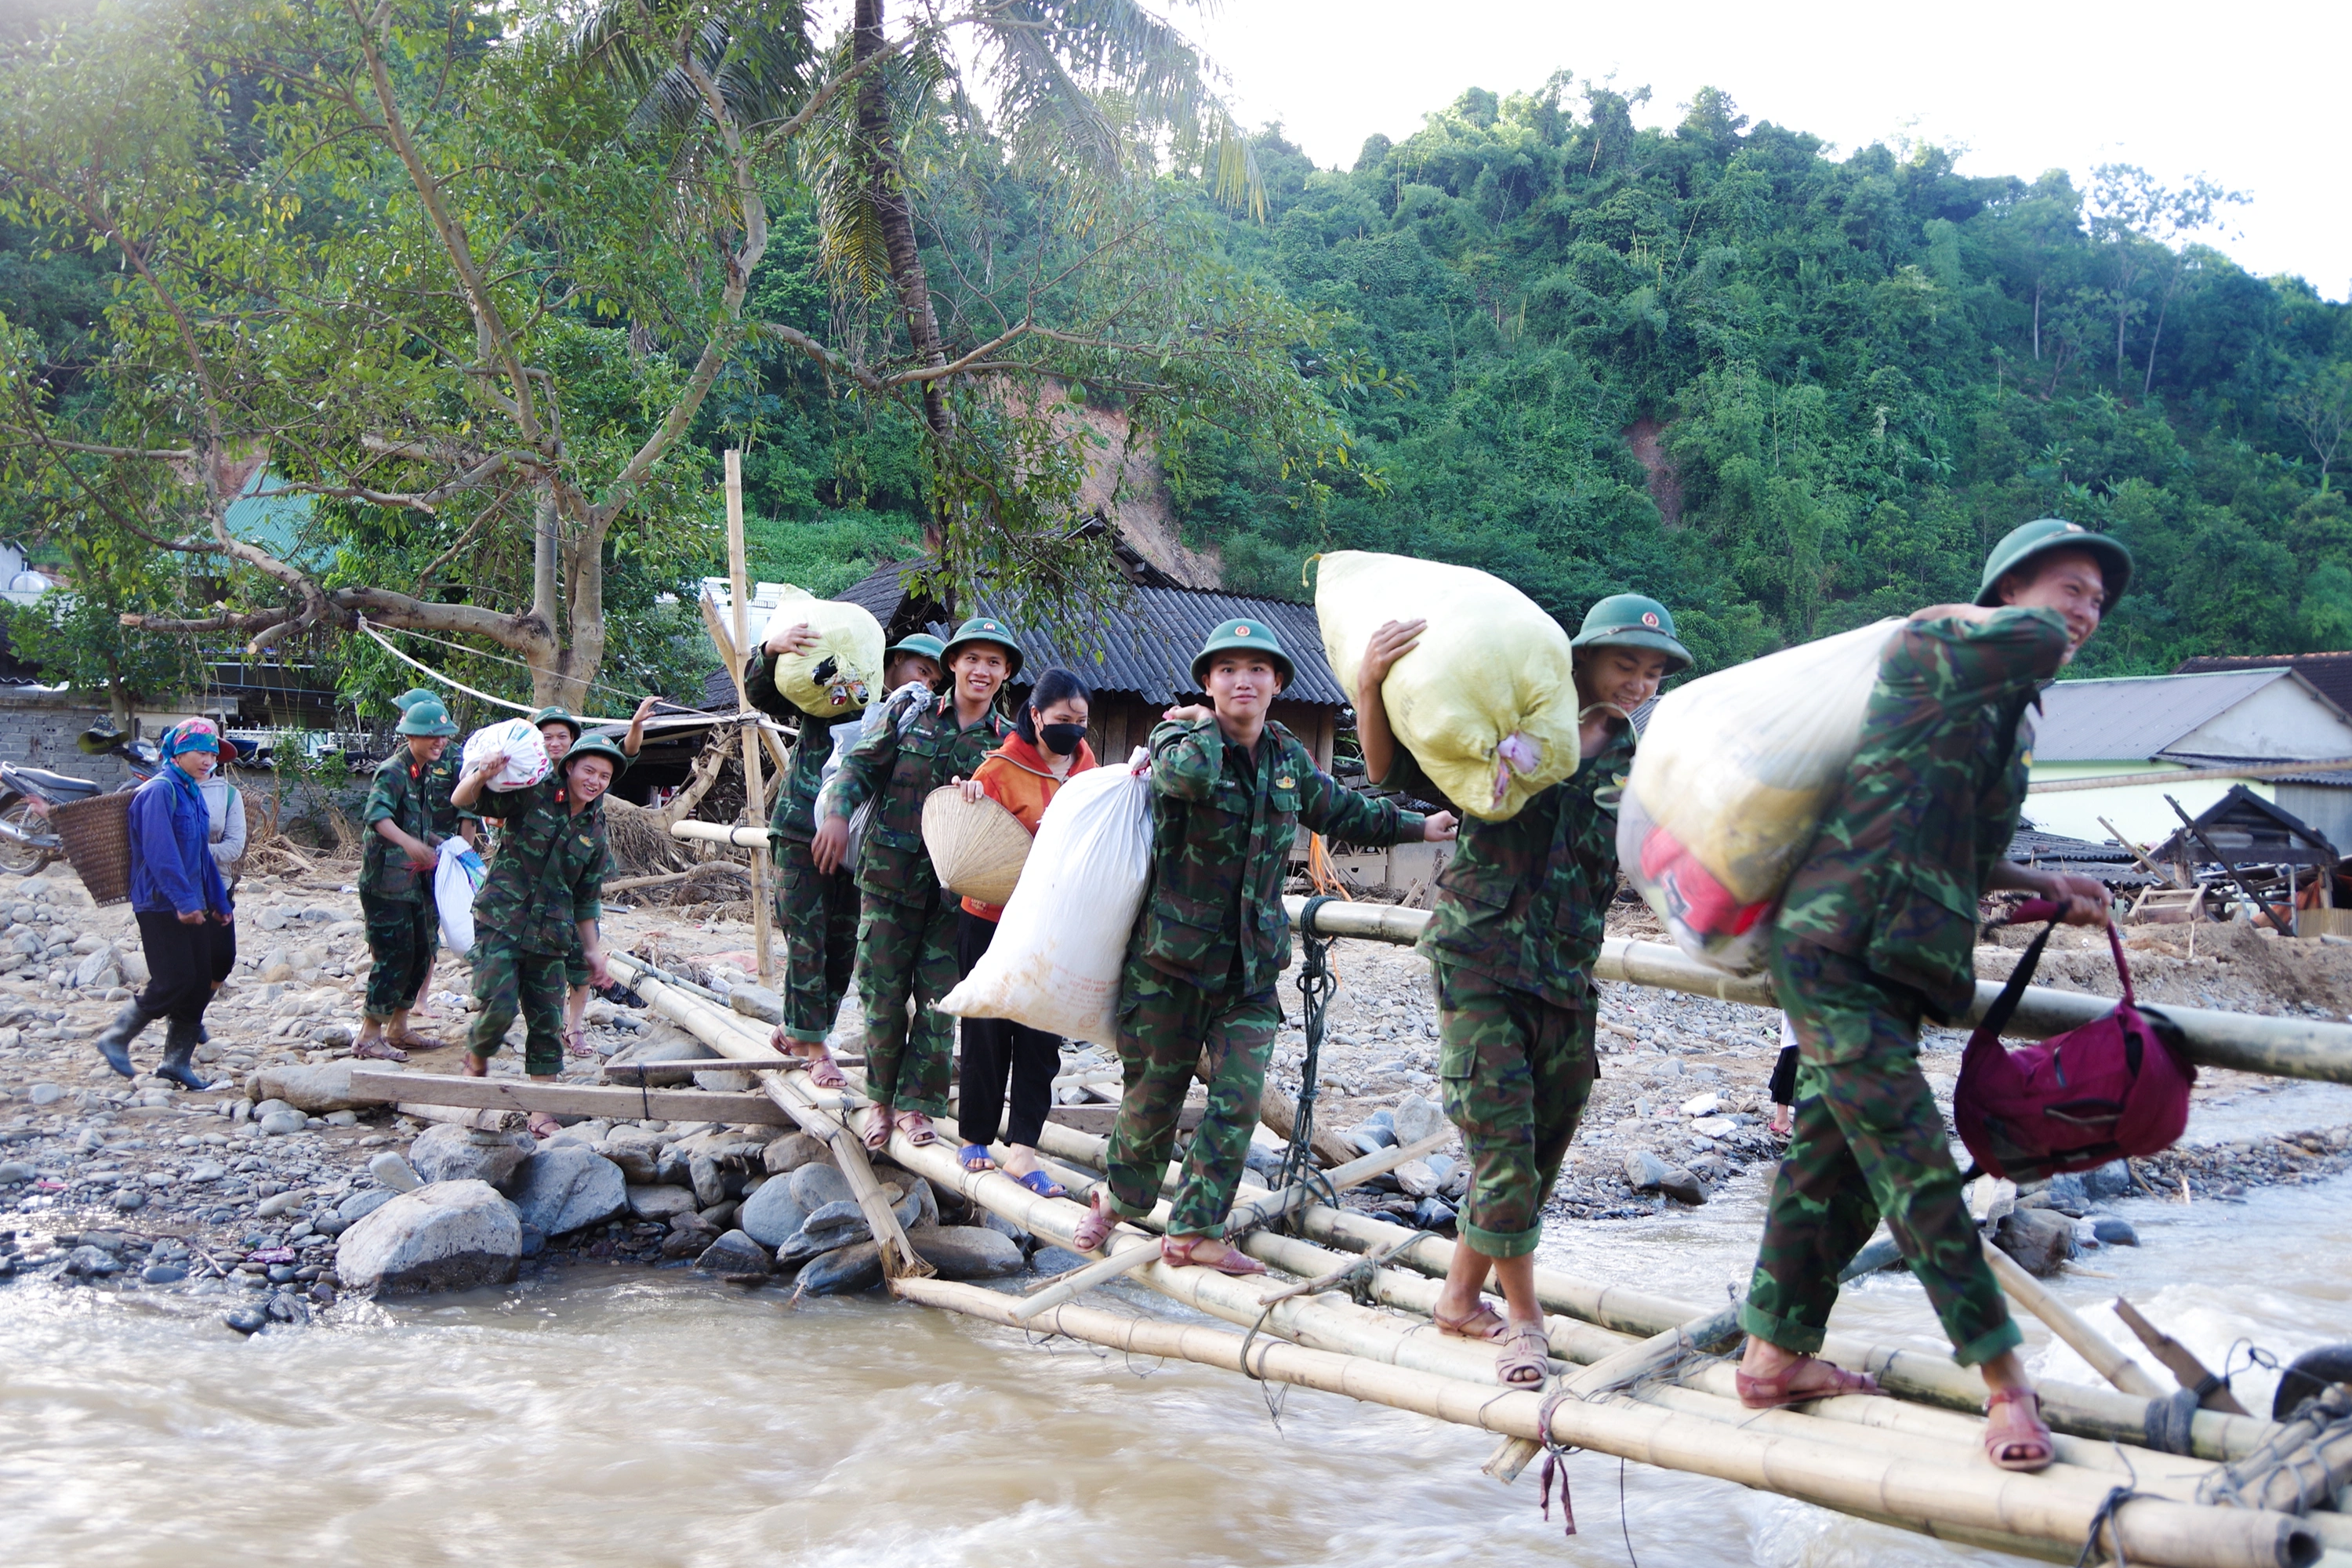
1070;619;1456;1274
749;628;942;1086
452;732;625;1138
391;688;477;1026
354;698;463;1062
528;702;656;1058
815;617;1018;1149
1736;518;2127;1471
1359;595;1691;1385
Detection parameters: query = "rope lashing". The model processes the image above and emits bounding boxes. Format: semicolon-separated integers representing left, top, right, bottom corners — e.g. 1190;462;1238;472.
1269;894;1341;1232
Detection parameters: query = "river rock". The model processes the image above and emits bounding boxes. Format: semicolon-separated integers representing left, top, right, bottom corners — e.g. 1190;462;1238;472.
2082;1160;2136;1201
688;1153;728;1207
254;1189;307;1218
788;1161;851;1212
602;1144;659;1184
337;1187;398;1225
1622;1149;1703;1204
64;1243;120;1275
626;1183;699;1221
2042;1172;2090;1215
72;948;121;989
762;1133;829;1176
141;1262;187;1284
1994;1208;2075;1276
880;1172;938;1230
2090;1216;2140;1247
737;1179;810;1250
907;1224;1024;1280
1395;1158;1440;1198
695;1229;773;1279
1390;1093;1446;1147
368;1151;423;1192
726;982;784;1022
0;1161;32;1183
509;1146;627;1236
797;1240;882;1295
601;1031;719;1087
223;1306;268;1334
27;1083;64;1106
691;1069;754;1094
257;1110;307;1137
336;1179;522;1294
409;1123;533;1191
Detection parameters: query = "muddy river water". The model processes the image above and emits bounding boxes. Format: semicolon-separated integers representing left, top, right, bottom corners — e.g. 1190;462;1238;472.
5;1080;2350;1568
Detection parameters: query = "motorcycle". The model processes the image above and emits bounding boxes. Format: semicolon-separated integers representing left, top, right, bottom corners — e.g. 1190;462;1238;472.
0;725;167;877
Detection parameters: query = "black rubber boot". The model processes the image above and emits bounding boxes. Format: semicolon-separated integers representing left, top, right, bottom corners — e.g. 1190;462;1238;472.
156;1016;216;1092
92;1000;154;1079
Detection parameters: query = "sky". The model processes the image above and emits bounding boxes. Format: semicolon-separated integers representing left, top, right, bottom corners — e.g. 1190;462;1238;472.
1186;0;2349;299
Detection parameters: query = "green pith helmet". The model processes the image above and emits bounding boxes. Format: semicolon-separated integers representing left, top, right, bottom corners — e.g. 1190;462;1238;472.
1190;616;1295;689
940;617;1025;681
395;697;459;738
884;632;946;679
562;733;628;779
528;704;583;739
1976;517;2133;609
393;686;440;713
1570;593;1693;673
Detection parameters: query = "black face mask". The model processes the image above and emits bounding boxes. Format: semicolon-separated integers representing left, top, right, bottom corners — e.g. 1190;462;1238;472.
1039;722;1086;757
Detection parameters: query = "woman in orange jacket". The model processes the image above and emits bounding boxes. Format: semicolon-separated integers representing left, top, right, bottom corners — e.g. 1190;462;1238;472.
953;667;1094;1195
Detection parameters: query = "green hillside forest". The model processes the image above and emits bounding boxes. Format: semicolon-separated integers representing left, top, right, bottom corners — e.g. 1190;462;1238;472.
3;13;2347;702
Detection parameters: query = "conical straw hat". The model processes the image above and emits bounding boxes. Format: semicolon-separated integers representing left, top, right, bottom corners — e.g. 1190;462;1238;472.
921;786;1033;905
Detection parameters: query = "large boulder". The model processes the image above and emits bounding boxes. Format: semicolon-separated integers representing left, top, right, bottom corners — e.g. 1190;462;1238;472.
797;1240;882;1296
738;1178;810;1250
762;1133;829;1177
246;1061;374;1115
787;1161;851;1212
508;1146;627;1236
908;1224;1024;1281
695;1229;774;1279
336;1180;521;1294
409;1123;534;1191
1994;1208;2075;1276
1623;1149;1704;1206
626;1183;699;1222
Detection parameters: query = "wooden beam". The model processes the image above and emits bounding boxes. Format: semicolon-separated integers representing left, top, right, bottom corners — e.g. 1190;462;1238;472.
350;1069;795;1127
724;449;775;985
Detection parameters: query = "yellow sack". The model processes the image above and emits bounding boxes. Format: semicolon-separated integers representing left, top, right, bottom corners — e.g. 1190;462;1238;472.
1314;550;1579;820
759;586;885;718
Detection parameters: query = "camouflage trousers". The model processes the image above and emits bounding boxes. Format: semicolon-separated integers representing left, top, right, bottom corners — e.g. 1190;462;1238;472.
361;892;437;1022
1739;935;2020;1367
465;939;568;1078
855;887;957;1116
778;836;857;1046
1434;964;1598;1258
1105;960;1279;1239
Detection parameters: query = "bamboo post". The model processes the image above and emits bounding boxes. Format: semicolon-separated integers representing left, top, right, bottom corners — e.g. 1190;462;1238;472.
1982;1240;2165;1398
2114;1298;2251;1416
903;1279;2319;1568
723;450;775;985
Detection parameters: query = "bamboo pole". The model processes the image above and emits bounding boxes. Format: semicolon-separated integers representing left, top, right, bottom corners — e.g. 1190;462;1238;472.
1283;895;2352;1084
901;1279;2320;1568
1984;1240;2166;1398
672;820;771;849
2114;1298;2251;1415
608;953;932;1281
721;451;775;985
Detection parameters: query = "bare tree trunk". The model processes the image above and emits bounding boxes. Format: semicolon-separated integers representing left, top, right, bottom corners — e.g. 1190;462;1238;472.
855;0;953;556
2031;279;2042;361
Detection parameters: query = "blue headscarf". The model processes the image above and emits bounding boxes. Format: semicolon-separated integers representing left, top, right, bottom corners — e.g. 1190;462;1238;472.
158;719;221;784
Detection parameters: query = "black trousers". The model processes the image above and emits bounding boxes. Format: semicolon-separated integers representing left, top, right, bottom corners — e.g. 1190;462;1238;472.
954;909;1062;1149
135;911;234;1024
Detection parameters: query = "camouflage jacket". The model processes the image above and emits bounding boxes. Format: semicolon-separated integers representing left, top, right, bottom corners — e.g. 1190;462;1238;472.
1401;720;1635;1009
1130;716;1425;996
745;649;850;843
817;690;1011;905
1776;607;2069;1019
361;753;451;903
468;775;609;957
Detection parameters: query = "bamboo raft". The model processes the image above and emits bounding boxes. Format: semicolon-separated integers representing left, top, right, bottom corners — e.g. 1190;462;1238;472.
583;872;2352;1568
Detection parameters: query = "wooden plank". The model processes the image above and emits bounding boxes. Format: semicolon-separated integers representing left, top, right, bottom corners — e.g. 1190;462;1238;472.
350;1069;795;1127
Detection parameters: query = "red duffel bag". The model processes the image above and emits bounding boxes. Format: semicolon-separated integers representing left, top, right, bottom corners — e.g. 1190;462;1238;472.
1953;900;2196;1184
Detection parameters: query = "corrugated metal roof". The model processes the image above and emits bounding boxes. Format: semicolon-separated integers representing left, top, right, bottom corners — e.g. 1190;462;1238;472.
829;560;1348;707
2175;651;2352;716
2031;669;2291;762
2006;826;2158;884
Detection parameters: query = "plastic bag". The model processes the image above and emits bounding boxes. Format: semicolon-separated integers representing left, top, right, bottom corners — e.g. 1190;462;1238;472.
938;749;1153;1047
1618;618;1904;973
434;837;488;957
1315;550;1579;820
758;586;886;718
815;694;912;868
461;718;550;792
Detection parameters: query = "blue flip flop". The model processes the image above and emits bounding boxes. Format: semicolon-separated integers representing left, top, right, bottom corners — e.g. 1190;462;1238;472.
957;1143;995;1174
1013;1168;1069;1200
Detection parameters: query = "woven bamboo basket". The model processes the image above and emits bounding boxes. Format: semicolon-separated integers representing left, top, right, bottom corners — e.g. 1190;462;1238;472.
50;792;135;906
920;786;1032;906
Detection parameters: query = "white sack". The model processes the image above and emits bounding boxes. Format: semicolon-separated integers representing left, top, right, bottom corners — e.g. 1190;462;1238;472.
434;838;488;958
938;748;1153;1047
461;718;550;792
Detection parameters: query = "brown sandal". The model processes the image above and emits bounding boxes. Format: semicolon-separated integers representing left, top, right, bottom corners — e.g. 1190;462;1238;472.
460;1052;489;1078
793;1047;849;1090
1161;1235;1267;1276
1071;1195;1118;1254
862;1107;893;1152
528;1112;564;1140
564;1028;594;1059
353;1036;409;1062
1735;1355;1884;1409
1984;1387;2055;1471
1433;1301;1512;1342
1497;1323;1551;1387
892;1110;937;1148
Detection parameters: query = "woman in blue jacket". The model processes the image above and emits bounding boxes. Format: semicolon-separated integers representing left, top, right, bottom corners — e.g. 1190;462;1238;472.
92;720;234;1090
